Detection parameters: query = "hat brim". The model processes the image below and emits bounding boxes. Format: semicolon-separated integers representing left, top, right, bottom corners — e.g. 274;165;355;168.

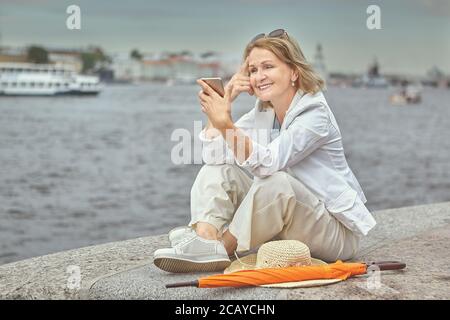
224;253;340;288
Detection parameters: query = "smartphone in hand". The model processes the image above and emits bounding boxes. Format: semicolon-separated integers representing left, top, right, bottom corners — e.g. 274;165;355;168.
200;77;225;97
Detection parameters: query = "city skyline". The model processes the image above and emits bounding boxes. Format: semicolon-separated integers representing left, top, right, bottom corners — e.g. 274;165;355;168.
1;0;449;76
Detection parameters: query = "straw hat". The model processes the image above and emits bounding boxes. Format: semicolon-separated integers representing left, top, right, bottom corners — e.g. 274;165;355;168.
224;240;342;288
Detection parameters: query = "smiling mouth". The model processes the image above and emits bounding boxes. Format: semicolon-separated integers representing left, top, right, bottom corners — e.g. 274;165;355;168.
258;83;273;91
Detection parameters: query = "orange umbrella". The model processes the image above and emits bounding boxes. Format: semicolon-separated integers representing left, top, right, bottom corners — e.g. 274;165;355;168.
165;260;405;288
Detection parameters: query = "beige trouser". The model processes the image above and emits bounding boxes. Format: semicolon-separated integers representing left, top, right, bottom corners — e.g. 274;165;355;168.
189;164;360;262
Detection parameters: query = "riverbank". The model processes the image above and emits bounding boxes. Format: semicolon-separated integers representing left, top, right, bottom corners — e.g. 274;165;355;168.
1;201;449;299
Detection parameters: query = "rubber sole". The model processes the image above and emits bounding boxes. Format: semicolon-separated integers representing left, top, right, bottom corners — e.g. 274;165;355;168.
154;256;231;273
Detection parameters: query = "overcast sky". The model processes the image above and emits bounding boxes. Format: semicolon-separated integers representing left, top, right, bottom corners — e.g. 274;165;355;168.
1;0;449;75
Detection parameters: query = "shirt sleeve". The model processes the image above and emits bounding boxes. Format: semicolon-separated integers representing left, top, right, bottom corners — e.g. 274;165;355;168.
200;108;255;165
236;104;331;177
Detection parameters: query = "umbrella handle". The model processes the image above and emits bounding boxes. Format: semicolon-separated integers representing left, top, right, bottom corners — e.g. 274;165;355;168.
366;261;406;271
166;280;199;288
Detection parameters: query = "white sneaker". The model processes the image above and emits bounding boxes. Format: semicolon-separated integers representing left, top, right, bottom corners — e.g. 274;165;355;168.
153;234;231;273
167;226;195;247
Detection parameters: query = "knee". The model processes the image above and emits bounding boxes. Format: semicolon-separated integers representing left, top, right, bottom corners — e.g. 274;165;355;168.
257;172;315;206
253;171;291;188
251;171;294;197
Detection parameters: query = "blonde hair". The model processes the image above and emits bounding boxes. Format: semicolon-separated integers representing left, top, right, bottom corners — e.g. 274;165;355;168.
243;34;325;104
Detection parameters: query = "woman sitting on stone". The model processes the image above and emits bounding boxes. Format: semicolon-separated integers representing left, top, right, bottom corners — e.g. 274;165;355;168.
154;29;376;273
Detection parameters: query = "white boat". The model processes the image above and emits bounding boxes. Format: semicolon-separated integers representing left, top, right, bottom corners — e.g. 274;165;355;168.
0;62;102;96
390;84;422;106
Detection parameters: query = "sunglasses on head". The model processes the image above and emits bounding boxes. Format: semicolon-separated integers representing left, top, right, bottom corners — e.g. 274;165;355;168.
249;29;288;44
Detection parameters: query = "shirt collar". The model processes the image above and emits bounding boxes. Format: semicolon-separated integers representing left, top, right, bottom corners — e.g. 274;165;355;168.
285;90;305;116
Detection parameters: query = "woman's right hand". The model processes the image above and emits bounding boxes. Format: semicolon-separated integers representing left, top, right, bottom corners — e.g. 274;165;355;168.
225;57;254;102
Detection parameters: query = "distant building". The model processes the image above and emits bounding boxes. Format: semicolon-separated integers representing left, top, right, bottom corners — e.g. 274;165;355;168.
198;62;221;78
169;55;199;83
312;44;328;84
424;66;448;88
327;72;357;88
0;46;28;63
0;46;83;72
111;53;143;82
195;52;224;77
0;53;28;63
47;49;83;73
111;51;225;83
141;57;172;81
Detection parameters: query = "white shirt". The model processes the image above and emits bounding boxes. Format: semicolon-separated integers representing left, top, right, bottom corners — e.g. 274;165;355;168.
199;91;376;237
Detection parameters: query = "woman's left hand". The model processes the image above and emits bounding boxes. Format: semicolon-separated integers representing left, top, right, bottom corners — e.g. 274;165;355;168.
197;79;234;130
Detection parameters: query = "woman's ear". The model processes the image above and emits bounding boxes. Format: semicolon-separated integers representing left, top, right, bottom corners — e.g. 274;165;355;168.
290;69;299;82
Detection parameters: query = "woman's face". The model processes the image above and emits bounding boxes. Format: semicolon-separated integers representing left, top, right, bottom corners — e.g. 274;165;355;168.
248;47;296;102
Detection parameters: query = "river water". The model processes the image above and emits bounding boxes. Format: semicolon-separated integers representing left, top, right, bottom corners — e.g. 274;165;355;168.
1;84;449;265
